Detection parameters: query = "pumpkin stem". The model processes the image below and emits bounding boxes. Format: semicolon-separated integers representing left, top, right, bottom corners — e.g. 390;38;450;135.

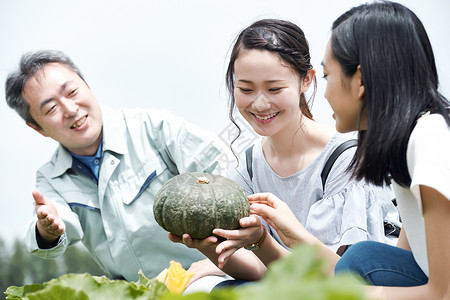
197;176;210;184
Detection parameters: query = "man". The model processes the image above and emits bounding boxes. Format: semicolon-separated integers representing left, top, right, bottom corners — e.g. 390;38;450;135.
5;50;230;283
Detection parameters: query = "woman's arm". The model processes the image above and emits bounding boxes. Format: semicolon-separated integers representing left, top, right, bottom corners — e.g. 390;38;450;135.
368;185;450;300
396;227;411;251
169;229;267;281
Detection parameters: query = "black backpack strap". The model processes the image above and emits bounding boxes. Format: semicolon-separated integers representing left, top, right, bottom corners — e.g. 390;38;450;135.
320;138;400;241
245;145;255;180
321;139;358;191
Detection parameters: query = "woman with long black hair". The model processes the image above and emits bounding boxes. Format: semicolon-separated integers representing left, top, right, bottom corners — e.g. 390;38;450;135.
324;2;450;299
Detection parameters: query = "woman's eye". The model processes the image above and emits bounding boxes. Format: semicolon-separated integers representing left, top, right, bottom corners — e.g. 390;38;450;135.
238;87;252;93
269;88;282;92
322;74;328;79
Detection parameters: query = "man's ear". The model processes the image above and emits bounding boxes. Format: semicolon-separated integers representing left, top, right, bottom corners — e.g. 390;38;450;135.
26;121;48;137
301;68;316;93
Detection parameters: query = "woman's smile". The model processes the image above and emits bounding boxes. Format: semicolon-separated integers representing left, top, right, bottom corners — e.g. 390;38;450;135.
252;111;280;123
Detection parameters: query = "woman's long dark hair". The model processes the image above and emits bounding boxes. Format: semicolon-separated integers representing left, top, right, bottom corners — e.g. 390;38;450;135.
225;19;316;158
331;1;450;187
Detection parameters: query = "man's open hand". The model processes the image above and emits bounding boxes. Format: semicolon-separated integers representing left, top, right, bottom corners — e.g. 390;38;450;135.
33;190;65;243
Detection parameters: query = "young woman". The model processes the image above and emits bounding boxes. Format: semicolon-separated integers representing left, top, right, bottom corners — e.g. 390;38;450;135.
323;2;450;299
170;18;400;284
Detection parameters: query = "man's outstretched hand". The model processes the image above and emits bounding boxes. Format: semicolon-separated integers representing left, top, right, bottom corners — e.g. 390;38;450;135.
33;190;65;247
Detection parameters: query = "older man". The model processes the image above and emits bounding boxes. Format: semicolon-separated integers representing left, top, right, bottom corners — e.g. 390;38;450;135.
5;50;230;285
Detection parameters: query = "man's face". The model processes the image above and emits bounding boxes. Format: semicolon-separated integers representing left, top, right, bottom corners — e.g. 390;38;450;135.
23;63;103;156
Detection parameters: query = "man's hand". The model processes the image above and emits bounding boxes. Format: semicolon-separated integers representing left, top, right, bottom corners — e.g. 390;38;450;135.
168;232;219;253
33;190;65;247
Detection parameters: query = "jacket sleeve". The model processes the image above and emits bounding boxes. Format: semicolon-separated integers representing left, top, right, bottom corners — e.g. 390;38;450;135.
24;169;84;259
144;109;232;176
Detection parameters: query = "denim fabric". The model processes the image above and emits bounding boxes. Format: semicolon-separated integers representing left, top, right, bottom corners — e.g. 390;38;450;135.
335;241;428;287
212;279;252;291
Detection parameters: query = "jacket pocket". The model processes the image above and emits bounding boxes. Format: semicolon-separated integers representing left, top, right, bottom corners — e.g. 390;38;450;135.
120;157;167;205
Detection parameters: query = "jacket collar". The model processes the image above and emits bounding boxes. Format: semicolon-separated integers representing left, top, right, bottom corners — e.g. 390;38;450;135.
101;106;127;156
50;144;74;178
49;106;127;178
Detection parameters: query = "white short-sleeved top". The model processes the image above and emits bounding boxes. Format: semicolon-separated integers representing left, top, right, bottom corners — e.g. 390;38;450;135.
392;113;450;276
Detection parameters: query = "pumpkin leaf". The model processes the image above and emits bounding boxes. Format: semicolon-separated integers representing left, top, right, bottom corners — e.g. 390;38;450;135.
162;289;238;300
5;272;169;300
5;284;45;299
6;246;367;299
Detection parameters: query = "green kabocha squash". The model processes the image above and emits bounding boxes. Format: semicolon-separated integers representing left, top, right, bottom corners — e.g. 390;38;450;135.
153;172;250;239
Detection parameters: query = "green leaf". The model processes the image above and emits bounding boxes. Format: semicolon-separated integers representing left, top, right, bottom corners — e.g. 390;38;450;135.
236;244;367;300
263;244;327;284
136;270;152;287
25;285;89;300
161;289;238;300
5;286;26;298
5;244;367;300
5;272;169;300
5;284;45;299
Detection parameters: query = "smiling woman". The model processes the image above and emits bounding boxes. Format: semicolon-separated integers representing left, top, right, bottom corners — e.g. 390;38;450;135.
233;50;314;139
169;18;401;288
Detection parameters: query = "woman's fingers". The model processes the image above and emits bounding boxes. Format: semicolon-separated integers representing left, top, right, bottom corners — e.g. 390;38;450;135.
248;192;280;207
250;203;280;223
214;236;243;254
217;248;237;269
239;215;261;228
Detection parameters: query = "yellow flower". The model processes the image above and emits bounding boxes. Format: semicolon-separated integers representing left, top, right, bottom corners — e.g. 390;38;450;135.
156;260;194;294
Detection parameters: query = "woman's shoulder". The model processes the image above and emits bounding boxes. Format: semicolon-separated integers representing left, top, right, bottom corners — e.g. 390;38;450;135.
321;132;362;196
323;131;359;158
411;112;450;137
408;113;450;154
407;112;450;184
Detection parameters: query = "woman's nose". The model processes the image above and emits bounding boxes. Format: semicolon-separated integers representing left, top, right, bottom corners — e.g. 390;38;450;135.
252;92;271;110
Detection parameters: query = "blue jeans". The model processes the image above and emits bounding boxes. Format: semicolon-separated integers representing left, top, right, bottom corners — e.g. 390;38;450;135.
335;241;428;287
212;279;252;290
